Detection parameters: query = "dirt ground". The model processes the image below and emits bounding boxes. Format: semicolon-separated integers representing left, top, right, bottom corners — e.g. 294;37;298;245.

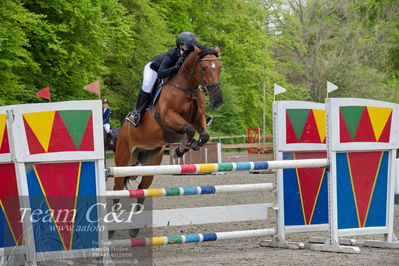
101;152;399;266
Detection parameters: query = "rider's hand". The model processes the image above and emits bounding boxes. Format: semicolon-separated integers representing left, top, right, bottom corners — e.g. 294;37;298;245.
175;56;185;69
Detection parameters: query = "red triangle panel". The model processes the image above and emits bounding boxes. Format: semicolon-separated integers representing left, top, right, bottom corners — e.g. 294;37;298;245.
286;113;298;143
35;162;80;250
295;152;327;224
48;112;78;153
0;127;10;154
378;112;392;143
353;108;376;142
0;164;23;245
23;118;46;154
348;152;382;227
299;111;322;143
339;110;353;142
78;113;94;151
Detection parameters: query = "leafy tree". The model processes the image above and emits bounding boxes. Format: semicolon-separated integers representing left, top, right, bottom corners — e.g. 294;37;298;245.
0;0;41;105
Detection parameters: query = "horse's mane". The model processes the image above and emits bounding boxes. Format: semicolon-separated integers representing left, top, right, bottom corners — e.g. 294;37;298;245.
180;41;219;70
192;40;219;58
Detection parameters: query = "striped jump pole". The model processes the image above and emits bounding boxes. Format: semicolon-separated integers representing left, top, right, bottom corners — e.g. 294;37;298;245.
110;228;276;248
105;183;275;198
107;159;329;178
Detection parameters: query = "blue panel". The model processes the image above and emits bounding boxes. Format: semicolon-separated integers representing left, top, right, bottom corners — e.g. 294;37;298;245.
200;186;216;194
283;152;305;226
235;162;251;171
185;234;201;243
366;151;388;227
0;206;16;248
336;153;359;229
310;169;329;224
202;233;217;241
26;167;64;252
72;162;99;250
254;161;268;170
183;187;199;195
77;162;97;196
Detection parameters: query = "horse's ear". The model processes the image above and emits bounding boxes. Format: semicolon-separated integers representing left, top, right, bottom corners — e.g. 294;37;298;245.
214;45;220;53
194;45;201;53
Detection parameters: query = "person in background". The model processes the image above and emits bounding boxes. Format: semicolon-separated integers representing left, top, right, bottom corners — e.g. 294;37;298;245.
102;99;113;143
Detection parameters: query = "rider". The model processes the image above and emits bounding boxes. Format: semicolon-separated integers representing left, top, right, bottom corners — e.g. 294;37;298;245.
125;32;212;127
102;99;113;143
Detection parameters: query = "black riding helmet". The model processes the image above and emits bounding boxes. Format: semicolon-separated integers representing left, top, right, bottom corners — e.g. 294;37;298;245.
176;32;196;50
103;99;109;104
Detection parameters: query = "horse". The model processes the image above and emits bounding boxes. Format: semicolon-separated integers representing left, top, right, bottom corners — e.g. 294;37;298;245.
103;127;118;162
110;45;222;237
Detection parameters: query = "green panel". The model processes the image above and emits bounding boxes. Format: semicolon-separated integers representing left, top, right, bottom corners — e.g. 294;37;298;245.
58;110;92;149
340;106;364;140
286;109;310;141
165;187;181;196
218;163;233;171
167;235;183;244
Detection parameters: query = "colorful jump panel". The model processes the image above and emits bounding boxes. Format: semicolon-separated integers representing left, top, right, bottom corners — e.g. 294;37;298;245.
336;151;388;229
0;114;10;154
283;152;328;226
274;101;328;236
23;110;94;154
340;106;392;143
286;108;326;144
0;164;23;248
327;98;399;246
26;161;99;252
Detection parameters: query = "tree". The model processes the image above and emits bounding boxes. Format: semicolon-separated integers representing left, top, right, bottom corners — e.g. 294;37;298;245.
272;0;399;102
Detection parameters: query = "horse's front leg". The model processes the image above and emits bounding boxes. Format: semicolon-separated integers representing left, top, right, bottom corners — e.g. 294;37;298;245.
190;114;209;151
163;110;196;157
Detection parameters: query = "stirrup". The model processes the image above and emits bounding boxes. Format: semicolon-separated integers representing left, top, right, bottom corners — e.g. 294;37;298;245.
125;112;140;127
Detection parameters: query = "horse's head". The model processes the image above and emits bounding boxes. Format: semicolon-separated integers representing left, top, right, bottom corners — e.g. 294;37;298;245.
196;45;223;108
182;45;223;109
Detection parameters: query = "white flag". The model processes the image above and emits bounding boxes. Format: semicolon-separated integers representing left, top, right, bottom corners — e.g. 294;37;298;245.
327;81;338;94
274;84;286;95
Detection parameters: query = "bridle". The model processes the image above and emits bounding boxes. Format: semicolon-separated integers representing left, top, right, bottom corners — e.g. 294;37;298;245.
166;51;220;99
183;55;220;98
164;51;220;123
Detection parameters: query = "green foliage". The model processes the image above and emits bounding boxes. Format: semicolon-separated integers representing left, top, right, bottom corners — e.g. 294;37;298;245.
0;0;398;136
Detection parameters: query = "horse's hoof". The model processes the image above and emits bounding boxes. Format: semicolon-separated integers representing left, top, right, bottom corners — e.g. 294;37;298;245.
174;147;188;158
129;228;140;238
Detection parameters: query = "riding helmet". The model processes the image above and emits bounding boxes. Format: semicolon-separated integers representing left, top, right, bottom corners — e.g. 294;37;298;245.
176;32;196;49
103;99;109;104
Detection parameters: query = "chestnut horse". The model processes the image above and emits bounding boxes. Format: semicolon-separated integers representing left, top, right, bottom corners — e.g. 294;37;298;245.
113;44;222;196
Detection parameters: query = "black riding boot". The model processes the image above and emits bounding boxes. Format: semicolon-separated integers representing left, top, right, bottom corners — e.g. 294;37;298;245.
126;91;151;127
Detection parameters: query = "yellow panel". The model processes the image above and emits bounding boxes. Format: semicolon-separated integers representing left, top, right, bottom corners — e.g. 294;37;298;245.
312;109;326;143
23;111;55;152
147;189;163;197
0;114;6;147
199;164;217;173
367;106;392;141
151;237;166;246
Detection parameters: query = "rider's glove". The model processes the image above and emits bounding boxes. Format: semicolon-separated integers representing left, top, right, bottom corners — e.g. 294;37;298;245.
175;56;185;69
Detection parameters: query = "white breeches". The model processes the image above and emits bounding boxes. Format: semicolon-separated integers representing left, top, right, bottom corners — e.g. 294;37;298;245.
142;62;158;93
103;123;111;133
